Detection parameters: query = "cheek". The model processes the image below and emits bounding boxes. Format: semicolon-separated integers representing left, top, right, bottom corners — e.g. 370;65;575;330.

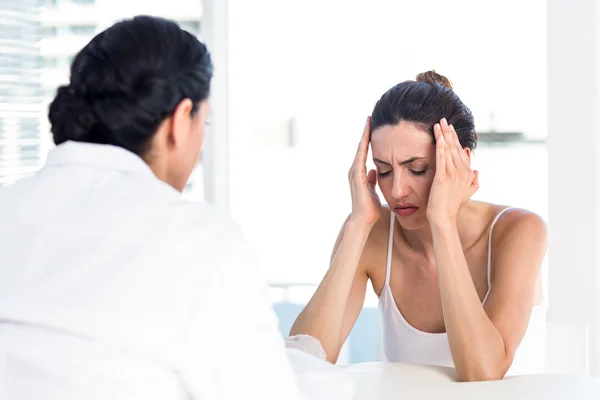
421;174;435;198
374;176;393;206
376;175;392;195
190;118;205;152
194;125;204;155
183;119;204;164
195;116;205;140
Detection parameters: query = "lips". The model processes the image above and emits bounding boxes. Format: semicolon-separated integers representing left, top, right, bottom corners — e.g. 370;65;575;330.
393;204;419;217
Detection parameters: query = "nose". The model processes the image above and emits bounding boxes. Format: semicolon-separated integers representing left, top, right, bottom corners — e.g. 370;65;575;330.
391;172;411;200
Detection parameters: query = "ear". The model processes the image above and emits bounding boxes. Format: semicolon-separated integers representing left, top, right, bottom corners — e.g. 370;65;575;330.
463;147;472;166
169;98;194;146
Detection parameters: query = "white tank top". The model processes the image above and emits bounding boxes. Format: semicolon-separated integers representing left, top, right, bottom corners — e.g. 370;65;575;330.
378;207;547;375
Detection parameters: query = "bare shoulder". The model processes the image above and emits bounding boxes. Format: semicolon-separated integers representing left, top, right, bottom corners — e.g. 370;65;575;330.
483;204;547;304
489;205;548;245
485;204;548;277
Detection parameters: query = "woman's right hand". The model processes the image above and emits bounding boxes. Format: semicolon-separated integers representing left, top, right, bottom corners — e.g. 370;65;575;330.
348;117;382;227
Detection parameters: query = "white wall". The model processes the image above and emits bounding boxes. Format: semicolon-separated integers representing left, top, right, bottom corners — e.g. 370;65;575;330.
224;0;548;283
546;0;600;376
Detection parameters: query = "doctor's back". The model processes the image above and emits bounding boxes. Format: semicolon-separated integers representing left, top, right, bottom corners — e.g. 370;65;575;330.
0;16;300;400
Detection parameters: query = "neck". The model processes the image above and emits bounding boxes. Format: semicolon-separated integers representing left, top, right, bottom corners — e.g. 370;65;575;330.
400;201;480;260
400;220;435;257
143;151;186;192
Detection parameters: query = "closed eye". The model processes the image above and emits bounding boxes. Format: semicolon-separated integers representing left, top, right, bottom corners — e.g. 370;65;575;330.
410;169;427;176
378;171;392;177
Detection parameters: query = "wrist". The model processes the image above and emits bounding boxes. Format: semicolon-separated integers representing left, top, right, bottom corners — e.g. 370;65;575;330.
428;216;458;231
346;217;376;236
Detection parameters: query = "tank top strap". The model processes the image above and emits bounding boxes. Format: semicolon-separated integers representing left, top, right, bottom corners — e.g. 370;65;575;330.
483;206;514;302
384;211;395;287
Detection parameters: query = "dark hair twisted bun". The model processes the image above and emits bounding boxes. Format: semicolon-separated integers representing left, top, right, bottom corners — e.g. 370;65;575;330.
49;85;98;144
47;15;213;156
415;70;453;90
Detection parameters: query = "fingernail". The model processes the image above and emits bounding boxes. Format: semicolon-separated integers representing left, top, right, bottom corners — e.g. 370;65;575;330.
434;123;441;131
441;118;448;126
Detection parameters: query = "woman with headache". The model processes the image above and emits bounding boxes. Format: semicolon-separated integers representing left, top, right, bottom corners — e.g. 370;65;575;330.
291;71;547;382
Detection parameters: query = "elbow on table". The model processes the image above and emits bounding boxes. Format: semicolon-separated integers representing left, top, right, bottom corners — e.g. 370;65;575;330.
457;363;509;382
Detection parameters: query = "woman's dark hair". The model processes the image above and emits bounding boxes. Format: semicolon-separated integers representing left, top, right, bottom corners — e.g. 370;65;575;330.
370;71;477;150
48;15;213;156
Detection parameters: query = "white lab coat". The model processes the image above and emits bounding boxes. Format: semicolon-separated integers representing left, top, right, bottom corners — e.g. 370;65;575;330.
0;141;302;400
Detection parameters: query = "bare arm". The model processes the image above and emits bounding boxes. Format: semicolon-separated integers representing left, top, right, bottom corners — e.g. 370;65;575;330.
290;117;380;363
432;212;547;381
428;120;548;381
290;217;370;363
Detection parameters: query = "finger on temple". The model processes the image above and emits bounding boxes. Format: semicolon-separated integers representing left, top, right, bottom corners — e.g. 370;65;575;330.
450;124;469;165
436;134;447;177
449;141;462;170
450;124;462;148
434;123;443;141
355;117;371;163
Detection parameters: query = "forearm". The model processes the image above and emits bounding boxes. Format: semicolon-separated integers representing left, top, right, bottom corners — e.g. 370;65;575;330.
290;220;370;361
431;220;507;381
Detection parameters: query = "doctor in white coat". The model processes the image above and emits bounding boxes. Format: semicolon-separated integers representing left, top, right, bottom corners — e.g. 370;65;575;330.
0;15;301;400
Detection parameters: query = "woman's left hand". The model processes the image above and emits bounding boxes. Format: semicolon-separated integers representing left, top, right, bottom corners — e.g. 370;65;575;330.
426;118;479;225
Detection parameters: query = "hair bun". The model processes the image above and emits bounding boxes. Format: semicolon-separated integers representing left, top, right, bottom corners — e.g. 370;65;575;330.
415;70;453;90
48;85;97;144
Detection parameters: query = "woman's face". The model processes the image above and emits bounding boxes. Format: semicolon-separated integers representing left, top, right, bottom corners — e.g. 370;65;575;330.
371;121;436;230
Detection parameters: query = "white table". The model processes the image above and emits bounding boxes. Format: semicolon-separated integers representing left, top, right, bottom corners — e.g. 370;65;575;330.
287;349;600;400
343;362;600;400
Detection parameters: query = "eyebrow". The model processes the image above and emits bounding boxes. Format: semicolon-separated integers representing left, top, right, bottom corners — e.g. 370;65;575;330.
373;157;426;166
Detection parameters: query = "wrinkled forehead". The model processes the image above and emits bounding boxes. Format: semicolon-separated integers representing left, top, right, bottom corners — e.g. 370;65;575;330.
371;121;435;160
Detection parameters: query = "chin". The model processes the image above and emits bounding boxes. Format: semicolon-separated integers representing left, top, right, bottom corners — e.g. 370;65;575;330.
395;214;428;231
